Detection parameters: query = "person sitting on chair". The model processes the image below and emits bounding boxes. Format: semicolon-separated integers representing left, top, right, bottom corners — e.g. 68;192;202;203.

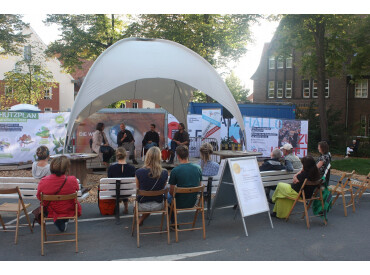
168;145;202;224
316;141;331;179
117;123;138;165
281;143;302;170
168;123;190;164
199;143;219;177
107;148;136;214
270;156;320;218
142;124;160;150
135;146;168;225
37;156;82;232
92;122;114;166
260;148;287;203
32;146;51;179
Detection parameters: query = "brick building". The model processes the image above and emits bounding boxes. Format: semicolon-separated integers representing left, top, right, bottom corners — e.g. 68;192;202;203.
252;42;370;136
0;26;75;112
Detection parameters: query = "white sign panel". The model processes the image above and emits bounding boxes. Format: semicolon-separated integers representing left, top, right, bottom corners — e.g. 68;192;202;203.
244;117;308;158
228;157;269;217
0;112;70;164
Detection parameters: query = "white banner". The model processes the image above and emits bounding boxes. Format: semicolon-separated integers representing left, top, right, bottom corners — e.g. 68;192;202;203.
0;112;70;164
202;109;221;148
244;116;308;158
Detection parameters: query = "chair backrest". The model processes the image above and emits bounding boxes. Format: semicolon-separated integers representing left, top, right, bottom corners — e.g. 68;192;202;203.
41;192;78;203
174;186;204;194
304;179;323;187
137;189;168;197
0;186;22;199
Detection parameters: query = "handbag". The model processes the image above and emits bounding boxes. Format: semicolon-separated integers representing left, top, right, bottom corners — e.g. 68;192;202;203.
32;176;68;227
98;186;116;215
100;145;114;155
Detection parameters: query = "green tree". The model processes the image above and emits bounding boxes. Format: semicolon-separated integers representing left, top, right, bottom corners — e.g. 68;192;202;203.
274;15;359;141
44;14;127;73
225;71;250;103
0;14;29;55
1;42;57;109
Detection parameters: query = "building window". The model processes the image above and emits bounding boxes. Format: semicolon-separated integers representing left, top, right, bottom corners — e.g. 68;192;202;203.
360;115;366;136
285;80;292;98
303;80;310;98
268;81;275;98
268;56;275;70
44;108;52;113
355;79;368;98
120;103;125;108
5;86;14;96
286;55;293;68
277;81;283;98
44;87;52;99
277;57;284;69
132;102;138;108
312;79;329;98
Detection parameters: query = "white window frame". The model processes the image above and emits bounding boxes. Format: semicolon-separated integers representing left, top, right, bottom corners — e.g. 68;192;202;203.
268;81;275;98
277;81;283;98
120;103;125;108
268;56;275;70
312;80;318;98
44;87;52;100
277;57;284;69
325;79;329;98
285;80;292;98
286;55;293;68
44;107;52;113
132;102;138;108
303;80;310;98
355;79;368;98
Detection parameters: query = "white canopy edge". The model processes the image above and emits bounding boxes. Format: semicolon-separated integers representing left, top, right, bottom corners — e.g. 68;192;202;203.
65;38;246;148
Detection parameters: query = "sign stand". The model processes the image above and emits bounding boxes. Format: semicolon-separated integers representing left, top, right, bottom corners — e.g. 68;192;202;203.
209;156;273;236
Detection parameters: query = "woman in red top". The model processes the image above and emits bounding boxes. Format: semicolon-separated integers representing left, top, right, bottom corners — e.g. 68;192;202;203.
37;156;82;232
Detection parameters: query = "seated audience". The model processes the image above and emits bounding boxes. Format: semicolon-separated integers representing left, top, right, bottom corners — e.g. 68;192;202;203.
37;156;82;232
107;147;136;214
260;148;287;202
32;145;51;179
168;145;202;224
316;141;331;180
199;143;219;177
281;143;302;170
271;156;321;218
135;147;168;225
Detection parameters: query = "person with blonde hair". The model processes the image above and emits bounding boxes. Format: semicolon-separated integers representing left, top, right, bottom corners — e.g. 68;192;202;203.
32;146;51;179
37;156;82;232
135;146;168;225
199;143;219;176
107;147;136;214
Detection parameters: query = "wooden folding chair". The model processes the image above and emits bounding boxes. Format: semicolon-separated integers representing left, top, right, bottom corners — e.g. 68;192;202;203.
351;172;370;204
0;186;33;244
285;179;327;229
40;192;79;256
169;186;206;242
328;170;355;216
131;189;170;248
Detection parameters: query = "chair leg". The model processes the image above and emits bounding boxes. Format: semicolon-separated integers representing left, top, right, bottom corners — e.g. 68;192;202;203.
131;205;136;237
192;209;199;228
136;206;140;248
332;193;340;205
350;189;356;213
165;204;170;245
0;214;5;230
201;199;206;239
160;212;165;232
41;221;44;256
174;205;179;243
342;192;348;216
75;213;79;253
285;198;298;222
14;210;20;244
303;199;310;229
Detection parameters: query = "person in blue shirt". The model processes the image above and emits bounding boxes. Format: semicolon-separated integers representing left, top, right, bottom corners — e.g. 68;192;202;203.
198;142;219;177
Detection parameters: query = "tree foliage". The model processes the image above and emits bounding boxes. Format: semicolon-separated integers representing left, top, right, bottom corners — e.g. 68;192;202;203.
44;14;127;73
274;15;359;141
1;43;57;109
225;71;250;103
0;14;29;55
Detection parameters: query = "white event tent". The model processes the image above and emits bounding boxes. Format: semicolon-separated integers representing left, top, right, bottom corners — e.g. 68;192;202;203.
65;38;246;149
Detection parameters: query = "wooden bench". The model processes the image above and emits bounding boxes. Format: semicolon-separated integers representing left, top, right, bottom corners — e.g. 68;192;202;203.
99;177;137;223
0;177;89;202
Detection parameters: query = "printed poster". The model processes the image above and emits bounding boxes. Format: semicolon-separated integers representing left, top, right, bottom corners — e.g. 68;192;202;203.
0;112;70;164
202;109;221;150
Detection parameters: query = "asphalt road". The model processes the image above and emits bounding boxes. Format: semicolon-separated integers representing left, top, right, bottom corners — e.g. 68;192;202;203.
1;175;369;261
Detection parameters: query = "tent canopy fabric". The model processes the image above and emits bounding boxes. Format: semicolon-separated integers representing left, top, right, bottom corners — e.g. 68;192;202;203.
65;37;245;146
